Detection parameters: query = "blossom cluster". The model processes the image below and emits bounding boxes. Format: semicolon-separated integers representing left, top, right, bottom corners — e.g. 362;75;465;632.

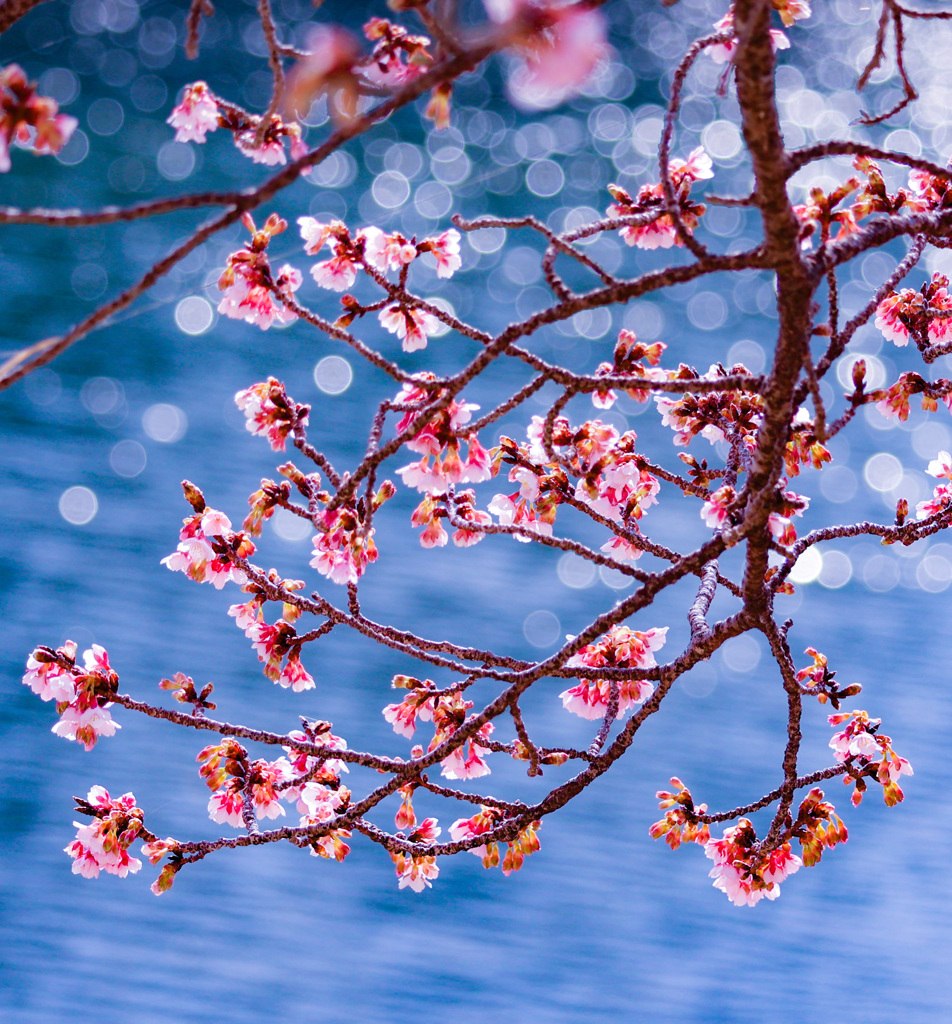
23;642;120;751
560;624;667;720
383;676;494;780
218;214;302;331
64;787;144;880
167;80;306;165
650;781;848;906
161;502;254;590
197;723;352;860
606;147;713;250
297;217;462;350
394;375;490;495
828;711;913;806
449;808;541;875
234;377;310;452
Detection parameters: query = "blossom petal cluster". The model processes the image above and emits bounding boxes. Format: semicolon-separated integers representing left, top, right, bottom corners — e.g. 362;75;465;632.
704;820;802;906
24;642;121;750
218;215;302;331
235;377;310;452
874;273;952;348
383;676;493;780
828;711;913;806
168;81;307;164
64;787;143;879
560;625;667;720
161;505;253;589
606;147;712;250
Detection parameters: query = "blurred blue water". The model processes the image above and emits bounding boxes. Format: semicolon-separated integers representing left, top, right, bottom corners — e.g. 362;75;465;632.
2;1;951;1021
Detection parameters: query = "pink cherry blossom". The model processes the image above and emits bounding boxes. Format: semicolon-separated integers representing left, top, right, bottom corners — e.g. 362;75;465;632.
310;506;378;585
235;131;287;165
64;787;144;879
704;821;801;906
701;485;736;529
52;704;120;750
488;492;553;541
296;780;347;824
161;509;250;589
23;644;77;703
379;303;441;352
235;378;309;452
440;727;493;780
393;851;440;892
600;535;644;562
1;63;78;172
278;651;315;693
559;678;654;720
927;450;952;480
916;482;952;519
298;216;335;255
218;263;301;330
311;253;359;291
362;226;418;272
167;81;219;143
559;625;667;719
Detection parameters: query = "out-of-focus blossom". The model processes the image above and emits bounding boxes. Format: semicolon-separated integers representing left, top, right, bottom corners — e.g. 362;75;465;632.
167;81;219;143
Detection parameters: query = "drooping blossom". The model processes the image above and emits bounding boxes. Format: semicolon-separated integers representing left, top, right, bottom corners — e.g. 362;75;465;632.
704;822;802;906
234;377;309;452
23;640;78;703
488;492;554;541
393;377;490;495
701;485;736;529
828;711;913;805
24;642;121;751
311;505;378;585
198;740;295;827
383;676;439;738
219;263;301;330
64;787;144;880
218;214;302;331
379;303;441;352
420;229;462;278
486;1;610;110
52;704;120;750
362;226;418;272
161;506;252;589
391;849;440;892
167;81;219;143
362;17;432;89
874;274;952;347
